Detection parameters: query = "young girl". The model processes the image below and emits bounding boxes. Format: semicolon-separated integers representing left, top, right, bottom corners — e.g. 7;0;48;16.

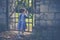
17;8;28;37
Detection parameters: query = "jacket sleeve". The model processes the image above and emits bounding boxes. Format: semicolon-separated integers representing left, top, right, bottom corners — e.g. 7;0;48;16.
20;14;25;21
25;14;29;18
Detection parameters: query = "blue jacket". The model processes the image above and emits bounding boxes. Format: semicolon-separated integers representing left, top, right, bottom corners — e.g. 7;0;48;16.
18;13;28;31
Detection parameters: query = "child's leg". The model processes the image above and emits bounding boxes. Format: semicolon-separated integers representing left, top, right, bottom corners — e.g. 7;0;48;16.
22;30;24;35
18;30;20;36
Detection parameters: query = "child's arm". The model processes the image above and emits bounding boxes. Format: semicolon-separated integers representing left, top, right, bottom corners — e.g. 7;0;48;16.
25;11;29;18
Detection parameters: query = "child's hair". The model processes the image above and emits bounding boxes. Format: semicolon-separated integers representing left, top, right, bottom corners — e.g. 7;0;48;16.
19;9;25;13
19;8;26;13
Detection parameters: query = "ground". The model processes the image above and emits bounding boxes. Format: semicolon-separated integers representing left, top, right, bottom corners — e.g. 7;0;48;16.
0;31;32;40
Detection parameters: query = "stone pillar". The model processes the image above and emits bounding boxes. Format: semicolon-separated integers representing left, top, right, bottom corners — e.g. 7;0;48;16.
0;0;8;32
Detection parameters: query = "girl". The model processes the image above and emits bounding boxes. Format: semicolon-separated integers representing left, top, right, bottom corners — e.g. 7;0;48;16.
17;8;28;37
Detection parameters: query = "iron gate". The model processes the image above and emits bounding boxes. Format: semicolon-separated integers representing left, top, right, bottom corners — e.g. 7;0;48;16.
9;0;34;32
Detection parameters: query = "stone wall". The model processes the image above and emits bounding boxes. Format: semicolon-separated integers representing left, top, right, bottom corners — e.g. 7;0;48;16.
31;0;60;40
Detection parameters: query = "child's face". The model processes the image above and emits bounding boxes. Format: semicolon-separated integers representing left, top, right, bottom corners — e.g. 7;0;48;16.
24;10;27;14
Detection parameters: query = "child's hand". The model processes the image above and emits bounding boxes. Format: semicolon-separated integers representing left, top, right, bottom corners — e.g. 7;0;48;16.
26;11;28;14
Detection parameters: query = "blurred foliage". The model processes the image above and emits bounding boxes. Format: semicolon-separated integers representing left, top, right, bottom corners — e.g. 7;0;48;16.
15;0;33;13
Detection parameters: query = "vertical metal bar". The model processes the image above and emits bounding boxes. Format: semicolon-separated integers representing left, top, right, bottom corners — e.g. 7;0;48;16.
13;11;14;30
15;11;16;30
32;0;34;31
35;0;36;27
14;0;16;30
39;0;40;27
6;0;9;30
28;0;30;32
17;0;19;31
17;13;20;30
